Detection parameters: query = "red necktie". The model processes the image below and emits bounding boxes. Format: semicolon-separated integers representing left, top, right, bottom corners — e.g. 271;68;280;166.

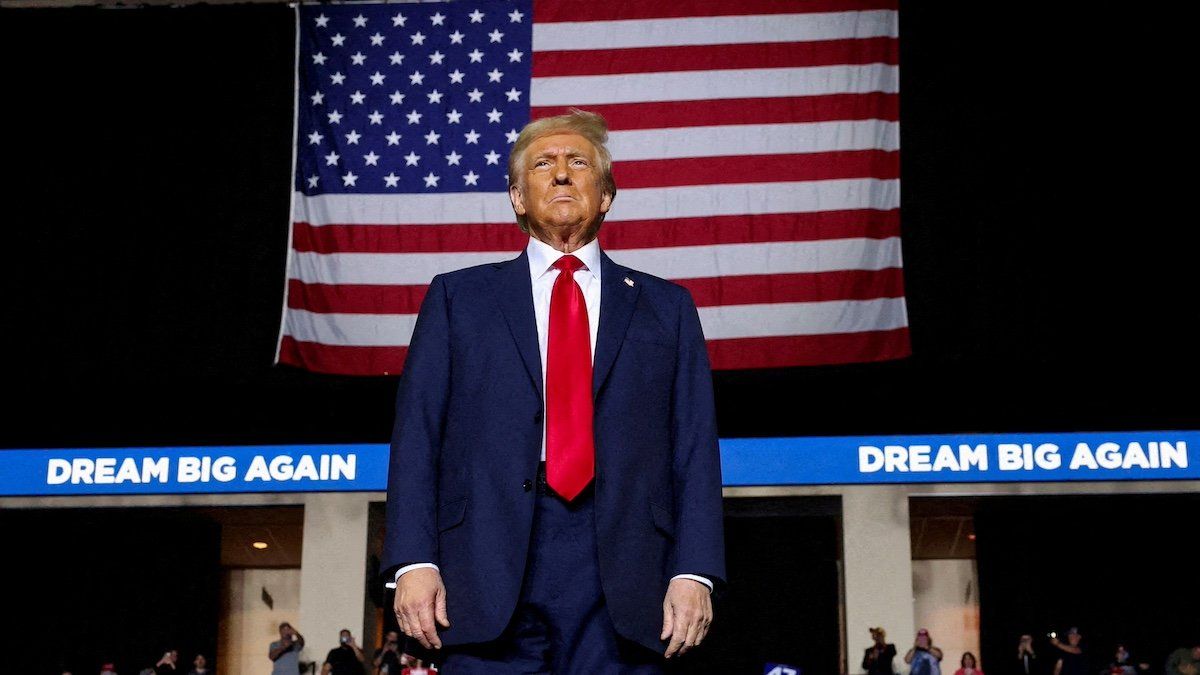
545;255;594;501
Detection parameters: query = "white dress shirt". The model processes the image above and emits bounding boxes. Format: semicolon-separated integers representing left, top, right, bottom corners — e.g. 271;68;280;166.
393;237;711;593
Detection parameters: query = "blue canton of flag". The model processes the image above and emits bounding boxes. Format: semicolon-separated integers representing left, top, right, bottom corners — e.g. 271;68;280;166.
295;0;532;195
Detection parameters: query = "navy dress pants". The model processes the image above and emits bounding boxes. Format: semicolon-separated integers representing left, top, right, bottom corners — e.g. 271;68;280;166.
440;475;665;674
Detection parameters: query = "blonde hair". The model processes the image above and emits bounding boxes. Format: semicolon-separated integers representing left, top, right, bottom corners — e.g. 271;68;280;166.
507;108;617;232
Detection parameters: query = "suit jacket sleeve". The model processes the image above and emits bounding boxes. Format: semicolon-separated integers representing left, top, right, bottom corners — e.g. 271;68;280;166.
669;286;727;586
383;273;451;571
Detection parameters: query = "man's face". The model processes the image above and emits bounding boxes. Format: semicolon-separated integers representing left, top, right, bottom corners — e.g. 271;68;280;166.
169;650;179;663
280;624;292;638
386;630;399;644
1068;633;1081;646
510;132;611;245
340;630;352;645
195;655;207;668
1191;647;1200;660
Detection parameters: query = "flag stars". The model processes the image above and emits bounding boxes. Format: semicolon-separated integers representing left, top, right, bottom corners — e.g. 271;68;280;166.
410;31;426;46
467;49;484;63
370;71;386;86
424;129;441;145
327;110;344;124
446;109;462;124
429;51;445;65
427;89;444;104
310;91;324;105
505;128;520;143
430;12;446;26
368;110;385;125
344;130;362;145
505;87;522;102
468;9;485;23
464;129;481;144
351;51;367;66
406;109;423;124
445;150;462;165
389;90;405;105
449;69;465;84
467;88;484;103
307;131;324;145
488;29;504;43
312;52;328;65
508;9;524;23
324;151;340;166
383;172;400;187
331;33;346;47
389;51;405;65
404;151;421;166
330;72;346;85
424;172;440;187
507;49;524;63
487;68;503;82
370;33;386;46
392;13;407;27
449;30;465;45
352;14;367;28
409;71;425;86
350;90;366;105
486;108;503;123
342;171;358;187
463;170;480;186
484;150;501;165
314;14;329;28
307;175;320;188
385;131;402;145
363;151;380;166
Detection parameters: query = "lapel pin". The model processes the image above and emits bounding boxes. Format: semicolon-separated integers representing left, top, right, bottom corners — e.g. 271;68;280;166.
624;277;635;287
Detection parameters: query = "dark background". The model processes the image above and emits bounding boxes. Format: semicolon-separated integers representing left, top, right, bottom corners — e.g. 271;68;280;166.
1;2;1195;675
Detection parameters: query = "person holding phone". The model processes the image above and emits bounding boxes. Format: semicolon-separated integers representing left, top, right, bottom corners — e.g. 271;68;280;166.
269;622;306;675
863;627;898;675
322;629;366;675
905;629;944;675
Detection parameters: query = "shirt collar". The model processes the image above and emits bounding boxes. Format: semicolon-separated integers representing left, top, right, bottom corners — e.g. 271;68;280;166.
526;235;602;283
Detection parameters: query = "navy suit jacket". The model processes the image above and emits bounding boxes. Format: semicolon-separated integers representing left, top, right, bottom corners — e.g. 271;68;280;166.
382;247;726;652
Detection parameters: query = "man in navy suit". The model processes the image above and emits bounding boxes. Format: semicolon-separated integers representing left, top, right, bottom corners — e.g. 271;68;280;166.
383;109;725;672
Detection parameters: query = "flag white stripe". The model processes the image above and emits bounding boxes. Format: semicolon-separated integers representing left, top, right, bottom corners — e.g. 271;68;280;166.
283;297;908;347
699;297;909;340
532;10;898;52
608;121;899;161
294;179;899;226
288;237;903;286
530;64;898;107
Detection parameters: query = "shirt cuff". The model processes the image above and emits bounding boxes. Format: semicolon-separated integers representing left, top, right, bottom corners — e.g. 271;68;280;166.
672;573;714;593
384;563;439;589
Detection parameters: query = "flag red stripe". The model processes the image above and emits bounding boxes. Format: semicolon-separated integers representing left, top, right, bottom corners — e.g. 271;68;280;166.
532;0;897;23
292;210;900;254
679;268;905;307
530;94;899;131
705;327;910;370
613;150;899;189
279;336;409;376
287;268;904;316
533;38;897;78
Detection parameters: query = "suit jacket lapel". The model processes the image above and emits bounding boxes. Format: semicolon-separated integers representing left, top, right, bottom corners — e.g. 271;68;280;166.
593;251;640;397
492;249;543;400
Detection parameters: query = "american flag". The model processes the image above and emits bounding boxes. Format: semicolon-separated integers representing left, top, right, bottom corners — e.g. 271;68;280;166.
277;0;907;375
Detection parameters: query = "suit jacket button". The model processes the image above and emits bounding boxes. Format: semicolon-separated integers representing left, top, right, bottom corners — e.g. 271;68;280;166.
523;479;533;492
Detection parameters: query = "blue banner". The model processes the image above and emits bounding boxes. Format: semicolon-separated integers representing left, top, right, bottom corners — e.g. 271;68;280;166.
0;430;1196;496
0;444;389;496
719;430;1200;486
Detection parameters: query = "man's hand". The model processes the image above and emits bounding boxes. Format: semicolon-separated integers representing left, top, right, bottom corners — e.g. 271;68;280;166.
394;567;451;650
660;577;712;658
